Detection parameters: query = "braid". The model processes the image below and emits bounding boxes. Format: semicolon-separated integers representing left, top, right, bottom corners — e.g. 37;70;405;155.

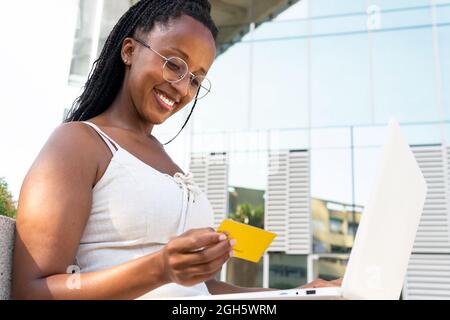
64;0;218;144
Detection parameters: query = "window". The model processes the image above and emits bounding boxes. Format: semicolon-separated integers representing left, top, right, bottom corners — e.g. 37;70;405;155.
269;253;307;289
225;159;266;287
313;256;348;281
69;0;137;85
69;0;100;83
329;217;343;234
226;258;264;288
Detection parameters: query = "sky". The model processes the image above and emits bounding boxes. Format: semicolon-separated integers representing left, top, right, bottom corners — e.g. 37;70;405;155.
0;0;449;209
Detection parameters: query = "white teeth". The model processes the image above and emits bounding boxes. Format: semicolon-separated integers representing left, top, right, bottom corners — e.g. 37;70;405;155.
156;91;175;107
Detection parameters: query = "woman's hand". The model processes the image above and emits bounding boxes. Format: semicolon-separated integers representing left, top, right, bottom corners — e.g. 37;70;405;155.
300;278;343;289
159;228;234;287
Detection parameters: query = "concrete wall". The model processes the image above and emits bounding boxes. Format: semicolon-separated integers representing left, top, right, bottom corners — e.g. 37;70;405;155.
0;216;16;300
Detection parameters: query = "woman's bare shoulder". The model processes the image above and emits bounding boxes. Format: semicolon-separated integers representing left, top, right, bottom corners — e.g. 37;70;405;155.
48;121;99;148
26;122;101;188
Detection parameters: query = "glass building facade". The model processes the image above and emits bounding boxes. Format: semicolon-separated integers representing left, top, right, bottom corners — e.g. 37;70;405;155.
189;0;450;292
69;0;450;297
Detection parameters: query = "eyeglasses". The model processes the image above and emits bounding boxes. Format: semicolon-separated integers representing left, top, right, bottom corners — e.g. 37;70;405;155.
132;38;211;100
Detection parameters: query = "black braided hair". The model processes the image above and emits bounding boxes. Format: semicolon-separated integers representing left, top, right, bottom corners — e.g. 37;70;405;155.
64;0;218;145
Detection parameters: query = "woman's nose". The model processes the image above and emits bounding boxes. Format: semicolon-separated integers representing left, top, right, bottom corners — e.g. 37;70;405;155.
170;76;190;98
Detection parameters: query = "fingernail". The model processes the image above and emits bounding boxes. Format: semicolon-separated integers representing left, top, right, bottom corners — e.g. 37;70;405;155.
229;239;237;246
219;234;227;241
229;250;234;257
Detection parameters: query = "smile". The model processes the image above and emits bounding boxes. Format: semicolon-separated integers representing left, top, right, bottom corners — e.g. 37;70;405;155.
154;89;176;111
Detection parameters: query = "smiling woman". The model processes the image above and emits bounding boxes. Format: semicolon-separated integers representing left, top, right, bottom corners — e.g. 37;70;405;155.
11;0;339;300
12;0;230;300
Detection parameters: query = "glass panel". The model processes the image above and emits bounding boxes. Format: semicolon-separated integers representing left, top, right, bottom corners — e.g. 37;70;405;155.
269;253;308;289
310;0;367;17
250;38;309;130
438;5;450;123
310;33;371;127
371;13;439;123
251;18;310;40
313;256;348;281
191;131;228;154
226;258;263;288
228;152;268;193
310;148;353;204
268;129;309;151
228;185;265;226
311;146;355;254
69;0;98;79
373;0;430;10
194;42;252;132
310;127;351;149
225;152;266;287
371;1;432;29
97;0;131;56
353;122;443;208
311;13;368;35
312;198;362;254
354;123;442;149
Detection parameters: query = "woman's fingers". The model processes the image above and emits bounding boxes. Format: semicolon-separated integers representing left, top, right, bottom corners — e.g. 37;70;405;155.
174;238;233;268
168;228;226;253
183;250;231;277
162;228;234;286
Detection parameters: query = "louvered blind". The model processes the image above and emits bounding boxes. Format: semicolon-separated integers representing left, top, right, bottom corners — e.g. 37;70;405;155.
266;150;311;254
404;254;450;300
403;145;450;300
190;152;229;228
411;146;450;253
287;150;311;254
266;151;289;252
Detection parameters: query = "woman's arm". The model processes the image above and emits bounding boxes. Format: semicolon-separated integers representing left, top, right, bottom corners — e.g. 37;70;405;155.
12;123;232;299
14;247;169;300
12;123;169;299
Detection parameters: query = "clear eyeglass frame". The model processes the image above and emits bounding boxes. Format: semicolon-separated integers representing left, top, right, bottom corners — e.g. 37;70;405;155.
132;38;211;100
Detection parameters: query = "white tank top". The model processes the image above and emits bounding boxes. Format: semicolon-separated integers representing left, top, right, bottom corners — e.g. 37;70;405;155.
74;121;214;299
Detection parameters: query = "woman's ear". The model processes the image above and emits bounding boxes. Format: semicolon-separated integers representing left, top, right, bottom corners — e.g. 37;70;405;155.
121;37;135;65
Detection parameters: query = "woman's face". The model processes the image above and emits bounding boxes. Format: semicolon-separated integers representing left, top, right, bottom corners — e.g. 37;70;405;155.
122;14;216;125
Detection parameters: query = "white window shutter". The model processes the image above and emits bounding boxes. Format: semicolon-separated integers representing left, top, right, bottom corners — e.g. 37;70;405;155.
287;150;311;254
189;153;208;193
404;254;450;300
403;145;450;300
266;151;289;252
190;152;229;229
266;150;311;254
411;146;450;253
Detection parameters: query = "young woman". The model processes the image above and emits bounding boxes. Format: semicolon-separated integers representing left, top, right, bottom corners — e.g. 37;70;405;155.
12;0;340;299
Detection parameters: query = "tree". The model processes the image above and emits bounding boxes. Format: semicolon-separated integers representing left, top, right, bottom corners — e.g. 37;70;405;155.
229;203;264;228
227;202;265;287
0;177;16;218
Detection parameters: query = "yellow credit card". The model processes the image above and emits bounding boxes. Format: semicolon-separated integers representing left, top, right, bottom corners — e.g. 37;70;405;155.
216;219;277;263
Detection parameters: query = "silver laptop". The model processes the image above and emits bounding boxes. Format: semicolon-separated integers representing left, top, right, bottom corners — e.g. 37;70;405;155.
183;119;428;300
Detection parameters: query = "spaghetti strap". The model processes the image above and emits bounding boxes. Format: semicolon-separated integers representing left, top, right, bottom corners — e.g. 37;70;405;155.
82;121;120;154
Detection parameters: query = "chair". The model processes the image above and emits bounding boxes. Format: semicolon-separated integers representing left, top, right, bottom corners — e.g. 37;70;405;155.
0;215;16;300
